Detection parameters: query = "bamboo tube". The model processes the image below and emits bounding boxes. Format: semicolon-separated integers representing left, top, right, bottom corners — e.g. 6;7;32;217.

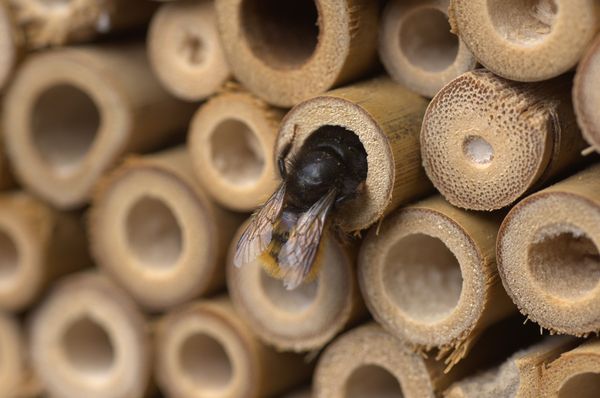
90;147;242;312
444;336;577;398
30;272;151;398
188;89;284;211
0;192;91;312
448;0;600;82
155;296;313;398
215;0;380;107
540;339;600;397
227;221;364;352
148;0;230;101
7;0;156;48
421;69;587;211
379;0;477;98
0;119;15;190
574;34;600;152
2;44;195;209
497;163;600;336
0;0;20;92
283;387;312;398
276;76;432;232
359;196;515;365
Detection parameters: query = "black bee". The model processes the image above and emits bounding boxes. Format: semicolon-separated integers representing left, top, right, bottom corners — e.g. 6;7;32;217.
234;125;367;290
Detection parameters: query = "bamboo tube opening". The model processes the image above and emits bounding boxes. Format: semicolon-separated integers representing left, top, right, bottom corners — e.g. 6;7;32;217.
558;372;600;398
31;84;100;176
462;135;494;166
400;8;458;73
125;196;183;270
487;0;557;45
383;233;462;324
0;229;19;283
259;269;318;312
179;332;234;392
241;0;319;69
345;365;404;398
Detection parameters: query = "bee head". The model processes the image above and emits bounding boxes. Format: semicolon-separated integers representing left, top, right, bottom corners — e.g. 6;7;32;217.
288;150;343;208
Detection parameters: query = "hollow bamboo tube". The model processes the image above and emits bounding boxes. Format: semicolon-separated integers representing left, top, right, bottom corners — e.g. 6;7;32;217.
148;0;230;101
0;0;21;92
448;0;600;82
574;34;600;152
8;0;156;48
2;43;195;209
215;0;380;107
155;296;313;398
276;76;432;232
539;339;600;397
444;336;577;398
30;272;151;398
188;89;284;211
227;220;365;352
359;195;515;364
497;163;600;336
421;69;587;211
90;147;242;312
379;0;476;98
0;192;91;312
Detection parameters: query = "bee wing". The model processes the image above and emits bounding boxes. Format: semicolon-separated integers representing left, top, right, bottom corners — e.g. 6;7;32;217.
233;183;286;267
278;189;337;290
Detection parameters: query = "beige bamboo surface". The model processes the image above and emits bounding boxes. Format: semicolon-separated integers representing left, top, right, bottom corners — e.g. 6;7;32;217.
0;0;20;92
188;88;284;211
90;147;243;312
574;33;600;152
155;296;313;398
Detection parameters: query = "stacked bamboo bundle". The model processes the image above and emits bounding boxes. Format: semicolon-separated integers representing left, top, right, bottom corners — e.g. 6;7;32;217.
0;0;599;397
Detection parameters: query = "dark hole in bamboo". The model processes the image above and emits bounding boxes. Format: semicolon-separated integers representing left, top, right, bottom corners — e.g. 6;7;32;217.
179;333;233;391
259;268;318;313
487;0;558;44
0;229;18;283
345;365;404;398
558;372;600;398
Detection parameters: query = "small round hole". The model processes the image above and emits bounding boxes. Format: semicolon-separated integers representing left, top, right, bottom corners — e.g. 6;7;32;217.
0;229;18;284
559;372;600;398
529;227;600;300
383;234;463;324
126;197;183;269
179;31;206;66
210;119;265;185
179;333;233;391
463;135;494;166
487;0;557;44
31;84;100;177
345;365;404;398
241;0;319;69
400;7;458;72
61;317;115;382
260;269;318;313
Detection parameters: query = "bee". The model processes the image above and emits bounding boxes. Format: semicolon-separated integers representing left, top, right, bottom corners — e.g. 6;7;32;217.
233;125;367;290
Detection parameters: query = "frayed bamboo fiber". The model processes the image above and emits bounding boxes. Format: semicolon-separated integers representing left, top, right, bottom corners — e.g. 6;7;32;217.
155;296;313;398
2;43;195;209
448;0;600;82
188;89;284;211
90;147;242;312
215;0;380;107
379;0;476;98
227;220;365;352
539;339;600;397
574;34;600;152
30;272;151;398
497;163;600;336
421;69;587;211
148;0;230;101
276;76;433;233
0;192;91;312
444;336;578;398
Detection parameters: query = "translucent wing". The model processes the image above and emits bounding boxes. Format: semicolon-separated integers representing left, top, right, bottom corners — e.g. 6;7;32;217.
233;183;286;267
278;189;336;290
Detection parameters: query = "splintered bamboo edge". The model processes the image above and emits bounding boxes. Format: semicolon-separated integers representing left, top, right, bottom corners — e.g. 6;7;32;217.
574;34;600;152
188;90;283;212
379;0;477;98
30;272;151;398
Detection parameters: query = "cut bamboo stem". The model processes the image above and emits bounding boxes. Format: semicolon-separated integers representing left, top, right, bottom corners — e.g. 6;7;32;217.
0;192;91;312
90;147;242;312
30;272;151;398
379;0;476;98
276;76;433;232
574;34;600;152
188;89;284;211
421;69;587;211
227;220;365;352
8;0;156;48
449;0;600;81
155;296;313;398
148;0;230;101
497;163;600;336
215;0;380;107
0;0;21;91
2;43;195;209
540;339;600;397
359;195;515;365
